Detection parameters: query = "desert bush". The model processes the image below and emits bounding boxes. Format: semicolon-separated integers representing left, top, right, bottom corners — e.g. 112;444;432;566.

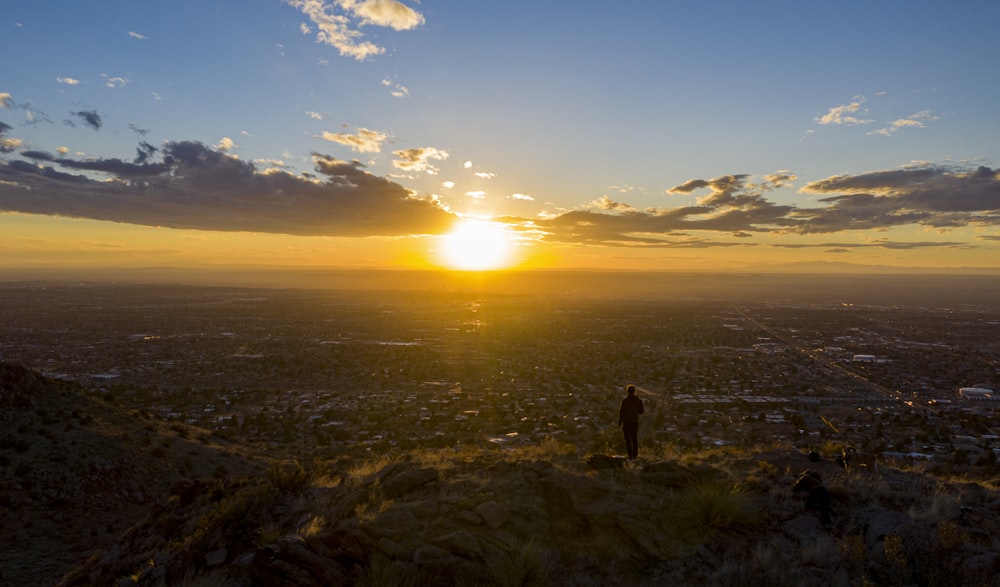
356;554;418;587
267;459;316;494
667;481;760;546
186;482;278;558
484;537;552;587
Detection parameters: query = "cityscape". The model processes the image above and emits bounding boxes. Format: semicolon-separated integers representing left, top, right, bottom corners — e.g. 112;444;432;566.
2;278;997;467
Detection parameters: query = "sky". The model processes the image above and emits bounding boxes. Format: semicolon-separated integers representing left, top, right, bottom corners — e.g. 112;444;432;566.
1;0;999;273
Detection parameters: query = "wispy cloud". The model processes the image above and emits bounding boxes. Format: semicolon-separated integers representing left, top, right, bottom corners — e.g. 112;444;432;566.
56;77;80;86
868;110;938;136
101;74;129;89
0;141;454;237
70;110;103;131
381;77;409;98
392;146;449;174
128;31;146;40
320;127;387;153
815;97;873;126
285;0;425;61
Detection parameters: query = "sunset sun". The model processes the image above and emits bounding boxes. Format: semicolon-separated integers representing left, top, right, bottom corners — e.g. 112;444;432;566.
439;219;515;271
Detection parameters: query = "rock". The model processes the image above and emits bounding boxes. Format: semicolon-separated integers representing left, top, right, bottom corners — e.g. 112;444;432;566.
863;510;911;547
474;500;507;529
433;530;483;559
276;539;349;585
641;460;696;487
381;467;439;499
204;548;227;567
413;544;456;567
371;504;421;539
458;509;482;525
782;514;825;542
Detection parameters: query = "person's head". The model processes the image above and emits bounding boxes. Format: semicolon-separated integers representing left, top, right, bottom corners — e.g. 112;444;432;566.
626;384;635;395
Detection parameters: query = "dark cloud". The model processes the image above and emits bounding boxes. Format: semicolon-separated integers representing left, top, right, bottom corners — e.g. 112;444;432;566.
518;166;998;247
71;109;103;131
0;140;456;237
134;141;158;164
531;174;797;246
794;165;1000;233
0;122;11;135
128;123;149;136
20;150;56;161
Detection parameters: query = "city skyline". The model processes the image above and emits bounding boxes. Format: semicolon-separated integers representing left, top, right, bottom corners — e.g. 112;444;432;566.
2;1;999;273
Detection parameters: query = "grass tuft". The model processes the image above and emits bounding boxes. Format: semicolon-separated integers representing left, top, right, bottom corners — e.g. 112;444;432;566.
668;481;760;546
484;537;552;587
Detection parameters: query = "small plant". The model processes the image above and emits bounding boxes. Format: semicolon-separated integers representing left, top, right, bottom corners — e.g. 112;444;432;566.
267;459;316;494
296;515;324;538
355;554;417;587
668;481;759;546
484;537;551;587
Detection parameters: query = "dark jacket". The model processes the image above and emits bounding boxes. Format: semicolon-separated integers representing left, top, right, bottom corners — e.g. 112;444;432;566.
619;394;644;425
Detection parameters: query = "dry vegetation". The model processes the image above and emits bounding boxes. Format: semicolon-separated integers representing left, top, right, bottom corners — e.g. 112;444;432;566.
53;436;1000;587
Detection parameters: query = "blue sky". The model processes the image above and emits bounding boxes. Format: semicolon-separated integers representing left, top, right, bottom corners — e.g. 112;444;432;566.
1;1;999;271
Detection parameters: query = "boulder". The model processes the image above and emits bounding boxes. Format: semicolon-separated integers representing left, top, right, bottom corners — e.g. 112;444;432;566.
381;467;439;499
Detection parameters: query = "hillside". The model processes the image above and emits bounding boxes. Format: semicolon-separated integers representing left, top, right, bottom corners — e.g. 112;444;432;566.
3;363;1000;586
0;363;266;586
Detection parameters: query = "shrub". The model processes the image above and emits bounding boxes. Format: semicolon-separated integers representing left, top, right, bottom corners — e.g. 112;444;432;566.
356;554;418;587
484;537;552;587
267;459;316;494
668;481;759;546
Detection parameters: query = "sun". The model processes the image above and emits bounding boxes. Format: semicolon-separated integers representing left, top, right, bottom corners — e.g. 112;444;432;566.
439;218;515;270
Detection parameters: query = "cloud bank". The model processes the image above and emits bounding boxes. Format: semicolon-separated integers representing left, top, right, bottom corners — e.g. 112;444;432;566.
0;141;455;237
524;167;999;248
0;133;997;247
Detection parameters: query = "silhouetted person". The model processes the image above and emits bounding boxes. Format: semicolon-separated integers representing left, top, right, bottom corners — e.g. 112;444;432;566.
618;384;644;460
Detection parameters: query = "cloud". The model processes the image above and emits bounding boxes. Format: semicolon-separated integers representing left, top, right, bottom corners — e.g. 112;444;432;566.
320;127;387;153
795;165;1000;232
0;120;22;153
392;146;449;174
57;77;80;86
306;110;325;120
217;137;236;151
815;97;873;126
0;93;12;108
0;140;455;237
128;31;146;40
381;77;409;98
102;74;129;88
510;193;534;201
71;110;103;131
868;110;938;136
285;0;424;61
521;166;999;247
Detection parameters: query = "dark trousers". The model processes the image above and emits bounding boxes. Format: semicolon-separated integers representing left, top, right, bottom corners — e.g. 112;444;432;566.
622;421;639;459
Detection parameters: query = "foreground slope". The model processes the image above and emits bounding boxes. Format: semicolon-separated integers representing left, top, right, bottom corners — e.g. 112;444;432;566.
63;441;1000;586
0;363;265;586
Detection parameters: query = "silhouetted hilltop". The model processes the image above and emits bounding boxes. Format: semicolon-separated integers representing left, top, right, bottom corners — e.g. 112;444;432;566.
0;363;265;586
4;363;1000;585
